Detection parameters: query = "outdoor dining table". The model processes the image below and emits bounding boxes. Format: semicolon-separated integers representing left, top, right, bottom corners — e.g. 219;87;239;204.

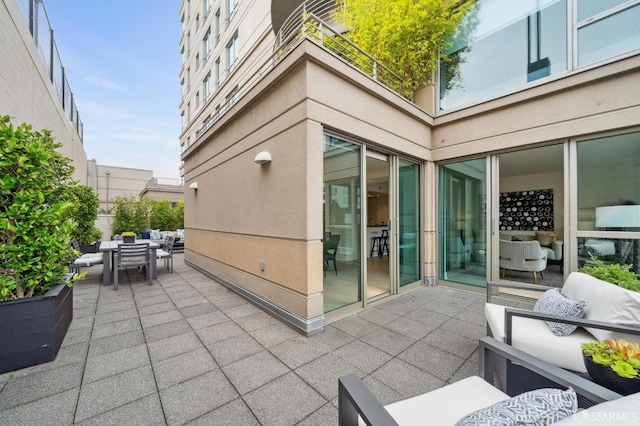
98;240;161;286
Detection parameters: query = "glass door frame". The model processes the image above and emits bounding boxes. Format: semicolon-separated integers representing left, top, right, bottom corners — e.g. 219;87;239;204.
324;132;423;321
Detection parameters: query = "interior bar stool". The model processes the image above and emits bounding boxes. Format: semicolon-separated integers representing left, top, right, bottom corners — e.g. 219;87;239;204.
370;231;383;257
379;229;389;257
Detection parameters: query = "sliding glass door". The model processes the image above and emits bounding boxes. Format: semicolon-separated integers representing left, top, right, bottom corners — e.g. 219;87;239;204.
323;135;422;317
439;159;487;287
398;159;421;287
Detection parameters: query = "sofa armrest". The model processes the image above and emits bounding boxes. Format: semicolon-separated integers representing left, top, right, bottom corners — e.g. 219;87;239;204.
487;280;553;303
338;337;621;425
551;240;563;259
504;308;640;345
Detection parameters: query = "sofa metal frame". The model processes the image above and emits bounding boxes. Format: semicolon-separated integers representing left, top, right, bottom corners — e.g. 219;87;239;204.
338;336;622;426
486;281;640;395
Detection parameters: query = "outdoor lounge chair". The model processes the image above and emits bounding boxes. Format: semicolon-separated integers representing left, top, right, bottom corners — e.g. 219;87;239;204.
338;337;629;426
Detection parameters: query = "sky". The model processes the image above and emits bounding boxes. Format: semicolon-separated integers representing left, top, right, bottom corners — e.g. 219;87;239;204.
44;1;183;180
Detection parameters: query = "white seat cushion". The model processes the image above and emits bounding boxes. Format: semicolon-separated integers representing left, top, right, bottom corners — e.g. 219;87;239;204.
562;272;640;342
156;249;171;258
553;391;640;424
378;376;509;426
485;303;592;372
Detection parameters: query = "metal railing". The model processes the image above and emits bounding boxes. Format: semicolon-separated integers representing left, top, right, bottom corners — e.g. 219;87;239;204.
15;0;83;141
144;177;185;190
194;2;405;141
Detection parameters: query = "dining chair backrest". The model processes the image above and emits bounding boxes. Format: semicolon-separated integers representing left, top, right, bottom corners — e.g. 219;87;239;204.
163;236;175;252
116;242;150;268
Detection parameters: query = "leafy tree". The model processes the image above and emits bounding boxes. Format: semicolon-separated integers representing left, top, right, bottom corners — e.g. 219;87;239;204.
173;200;184;229
68;185;102;244
334;0;474;98
111;195;152;235
0;116;77;301
150;200;174;231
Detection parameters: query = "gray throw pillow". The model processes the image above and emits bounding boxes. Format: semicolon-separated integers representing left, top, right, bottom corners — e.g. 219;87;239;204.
455;387;577;426
533;288;586;336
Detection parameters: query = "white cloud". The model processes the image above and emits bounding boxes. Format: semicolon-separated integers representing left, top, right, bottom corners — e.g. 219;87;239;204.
83;76;125;91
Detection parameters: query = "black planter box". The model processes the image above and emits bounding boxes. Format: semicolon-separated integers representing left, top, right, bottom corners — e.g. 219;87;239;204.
79;242;98;254
123;236;136;243
0;283;73;373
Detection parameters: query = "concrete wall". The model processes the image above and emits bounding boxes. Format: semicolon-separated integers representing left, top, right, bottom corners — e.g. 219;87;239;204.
91;164;153;213
0;0;87;183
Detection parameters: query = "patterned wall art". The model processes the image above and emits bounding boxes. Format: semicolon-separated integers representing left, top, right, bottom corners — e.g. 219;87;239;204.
500;189;554;231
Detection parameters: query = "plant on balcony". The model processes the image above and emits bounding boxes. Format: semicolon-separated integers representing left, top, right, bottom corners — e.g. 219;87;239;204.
579;254;640;292
334;0;476;98
0;116;79;301
68;185;102;246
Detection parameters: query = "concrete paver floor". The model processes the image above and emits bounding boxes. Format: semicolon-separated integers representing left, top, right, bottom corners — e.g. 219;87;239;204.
0;254;489;425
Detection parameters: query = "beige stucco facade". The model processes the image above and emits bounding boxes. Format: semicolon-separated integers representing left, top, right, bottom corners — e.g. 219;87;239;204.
1;0;87;183
180;1;640;334
183;41;434;332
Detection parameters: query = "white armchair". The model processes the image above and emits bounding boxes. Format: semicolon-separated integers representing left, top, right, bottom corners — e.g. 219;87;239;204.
499;240;547;283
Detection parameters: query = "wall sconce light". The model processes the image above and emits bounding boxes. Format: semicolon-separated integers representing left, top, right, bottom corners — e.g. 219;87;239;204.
254;151;272;165
189;182;198;190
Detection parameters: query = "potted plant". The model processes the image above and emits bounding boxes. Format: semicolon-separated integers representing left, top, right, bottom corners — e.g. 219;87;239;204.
121;231;137;243
0;116;80;373
582;339;640;395
68;185;102;253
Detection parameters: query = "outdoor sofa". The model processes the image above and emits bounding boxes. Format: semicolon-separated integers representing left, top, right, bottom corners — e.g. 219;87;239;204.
139;229;185;252
485;272;640;374
338;336;632;425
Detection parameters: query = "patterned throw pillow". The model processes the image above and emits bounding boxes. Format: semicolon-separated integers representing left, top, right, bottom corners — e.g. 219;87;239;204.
455;387;577;426
533;288;586;336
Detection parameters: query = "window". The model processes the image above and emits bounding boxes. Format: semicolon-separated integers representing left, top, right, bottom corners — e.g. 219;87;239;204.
203;0;211;17
180;45;185;64
196;92;200;109
577;2;640;67
187;102;191;123
215;57;221;89
186;67;190;92
195;53;200;69
195;13;199;30
215;9;221;45
180;78;185;98
203;28;211;60
181;111;185;129
187;32;190;54
227;0;238;21
577;131;640;275
181;12;185;31
227;33;238;73
439;0;640;112
203;72;211;102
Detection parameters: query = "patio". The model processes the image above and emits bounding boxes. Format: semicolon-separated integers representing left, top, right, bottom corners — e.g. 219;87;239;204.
2;254;500;425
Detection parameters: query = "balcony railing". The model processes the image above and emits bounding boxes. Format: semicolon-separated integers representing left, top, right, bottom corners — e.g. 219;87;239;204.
145;177;185;190
194;2;405;141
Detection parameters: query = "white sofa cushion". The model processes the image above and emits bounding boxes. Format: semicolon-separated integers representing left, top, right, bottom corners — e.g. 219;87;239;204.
485;303;592;373
378;376;509;426
562;272;640;342
554;391;640;424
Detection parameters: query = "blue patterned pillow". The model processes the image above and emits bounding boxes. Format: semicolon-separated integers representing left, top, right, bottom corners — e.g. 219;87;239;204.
455;387;577;426
533;288;586;336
